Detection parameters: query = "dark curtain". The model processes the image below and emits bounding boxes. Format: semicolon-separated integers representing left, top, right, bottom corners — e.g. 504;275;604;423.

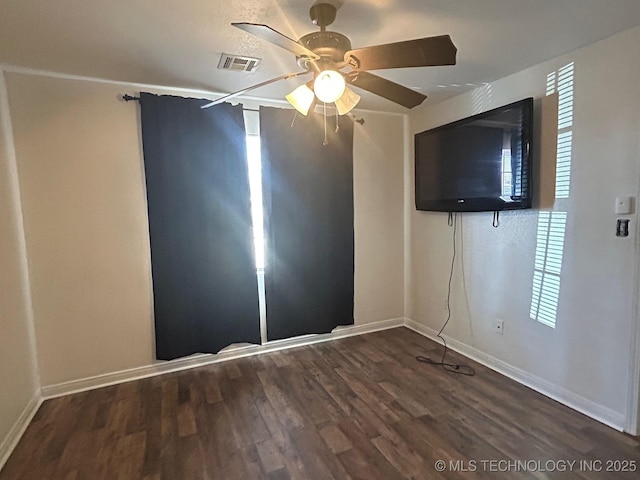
140;93;260;360
260;107;354;341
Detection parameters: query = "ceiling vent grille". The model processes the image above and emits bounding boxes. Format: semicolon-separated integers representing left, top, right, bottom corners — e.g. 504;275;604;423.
218;53;261;72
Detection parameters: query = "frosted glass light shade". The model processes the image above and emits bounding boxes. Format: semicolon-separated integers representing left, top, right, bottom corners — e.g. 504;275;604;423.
313;70;346;103
335;87;361;115
285;84;315;116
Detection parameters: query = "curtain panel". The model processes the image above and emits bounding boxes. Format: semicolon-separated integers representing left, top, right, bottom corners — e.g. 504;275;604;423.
140;94;260;360
260;107;355;341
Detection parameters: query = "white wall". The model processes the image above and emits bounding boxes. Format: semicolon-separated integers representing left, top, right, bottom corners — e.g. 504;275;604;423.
4;72;406;388
408;25;640;429
354;112;405;324
0;71;39;463
6;74;156;388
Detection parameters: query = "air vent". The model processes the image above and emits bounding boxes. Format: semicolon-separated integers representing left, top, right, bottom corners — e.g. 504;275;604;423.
218;53;261;72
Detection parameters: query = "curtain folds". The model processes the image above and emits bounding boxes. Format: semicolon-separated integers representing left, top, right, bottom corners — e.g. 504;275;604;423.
260;107;355;341
140;93;260;360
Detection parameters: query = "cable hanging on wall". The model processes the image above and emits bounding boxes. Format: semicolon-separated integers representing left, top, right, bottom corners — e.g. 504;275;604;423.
493;210;500;228
416;212;476;376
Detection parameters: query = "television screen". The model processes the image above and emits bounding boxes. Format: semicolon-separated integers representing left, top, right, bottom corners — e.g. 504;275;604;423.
415;97;533;212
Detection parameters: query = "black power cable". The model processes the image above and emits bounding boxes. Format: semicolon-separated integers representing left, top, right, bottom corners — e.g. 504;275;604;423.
416;212;476;376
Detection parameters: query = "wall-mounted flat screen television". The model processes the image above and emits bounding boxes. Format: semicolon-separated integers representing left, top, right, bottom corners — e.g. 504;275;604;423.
415;97;533;212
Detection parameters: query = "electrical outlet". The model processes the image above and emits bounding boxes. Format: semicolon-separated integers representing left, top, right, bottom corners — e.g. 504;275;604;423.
494;319;504;335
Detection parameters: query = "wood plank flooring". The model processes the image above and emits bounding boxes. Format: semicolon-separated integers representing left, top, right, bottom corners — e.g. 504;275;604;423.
2;327;640;479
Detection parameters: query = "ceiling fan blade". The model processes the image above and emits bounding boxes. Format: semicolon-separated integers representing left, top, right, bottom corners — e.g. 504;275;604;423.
232;23;320;60
345;35;457;71
347;71;426;109
201;71;310;109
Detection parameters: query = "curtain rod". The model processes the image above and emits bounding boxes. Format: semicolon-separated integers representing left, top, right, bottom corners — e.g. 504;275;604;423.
121;95;257;112
121;94;363;123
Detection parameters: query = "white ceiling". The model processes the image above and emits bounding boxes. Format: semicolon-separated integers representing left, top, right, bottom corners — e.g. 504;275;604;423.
2;0;640;112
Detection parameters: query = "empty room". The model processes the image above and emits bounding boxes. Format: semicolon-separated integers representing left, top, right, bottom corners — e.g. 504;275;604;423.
2;0;640;478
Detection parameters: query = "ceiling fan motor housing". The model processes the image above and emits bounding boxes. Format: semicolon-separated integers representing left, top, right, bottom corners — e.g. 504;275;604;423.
296;31;351;69
310;3;337;28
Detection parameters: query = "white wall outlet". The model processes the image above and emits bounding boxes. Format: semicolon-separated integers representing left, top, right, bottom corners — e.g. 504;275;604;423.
615;195;633;215
494;319;504;335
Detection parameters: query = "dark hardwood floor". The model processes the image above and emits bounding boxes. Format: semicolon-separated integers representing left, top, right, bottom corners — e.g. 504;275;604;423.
2;327;639;479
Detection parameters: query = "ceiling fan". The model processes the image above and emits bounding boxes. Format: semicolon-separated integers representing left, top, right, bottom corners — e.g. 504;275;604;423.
202;2;457;115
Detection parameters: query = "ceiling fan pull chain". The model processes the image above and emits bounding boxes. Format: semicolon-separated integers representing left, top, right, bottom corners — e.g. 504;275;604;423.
290;110;298;128
323;102;328;146
335;109;340;133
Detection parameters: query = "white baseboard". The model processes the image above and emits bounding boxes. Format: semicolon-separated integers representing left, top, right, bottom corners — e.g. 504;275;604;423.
404;318;626;431
0;392;42;472
41;318;405;399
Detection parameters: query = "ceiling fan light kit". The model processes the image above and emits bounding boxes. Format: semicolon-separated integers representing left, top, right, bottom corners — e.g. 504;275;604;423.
335;87;361;116
203;2;457;117
313;70;346;103
285;84;316;116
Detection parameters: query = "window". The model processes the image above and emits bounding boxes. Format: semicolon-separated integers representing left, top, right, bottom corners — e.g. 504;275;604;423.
501;148;512;196
243;109;267;344
245;134;265;271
